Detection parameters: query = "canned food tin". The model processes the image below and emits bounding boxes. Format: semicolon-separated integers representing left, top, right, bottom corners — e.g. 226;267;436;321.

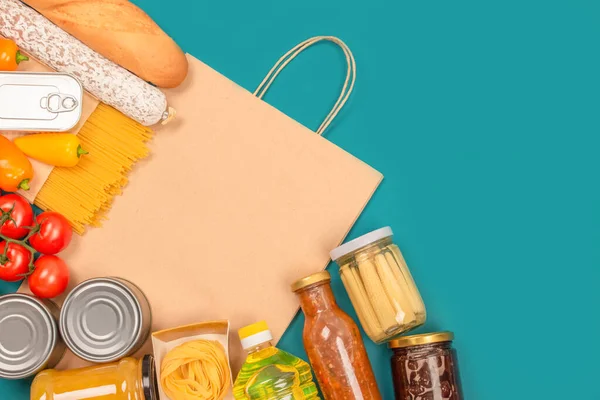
0;72;83;132
60;277;152;363
0;293;65;379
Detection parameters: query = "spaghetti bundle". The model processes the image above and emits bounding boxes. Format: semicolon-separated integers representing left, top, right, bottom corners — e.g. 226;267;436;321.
161;339;231;400
35;104;153;234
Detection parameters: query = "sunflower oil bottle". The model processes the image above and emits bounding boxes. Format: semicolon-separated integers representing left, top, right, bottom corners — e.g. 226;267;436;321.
233;321;320;400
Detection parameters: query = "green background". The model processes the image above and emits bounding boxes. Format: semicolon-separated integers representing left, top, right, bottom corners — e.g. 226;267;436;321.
2;0;600;398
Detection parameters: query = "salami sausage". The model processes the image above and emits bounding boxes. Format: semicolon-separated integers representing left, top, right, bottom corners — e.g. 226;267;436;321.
0;0;169;126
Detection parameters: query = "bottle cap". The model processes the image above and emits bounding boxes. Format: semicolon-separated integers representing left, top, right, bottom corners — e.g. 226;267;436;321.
291;271;331;292
389;332;454;349
329;226;393;261
238;321;273;350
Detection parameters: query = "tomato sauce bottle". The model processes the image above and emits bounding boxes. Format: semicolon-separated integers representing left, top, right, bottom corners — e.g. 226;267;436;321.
291;271;382;400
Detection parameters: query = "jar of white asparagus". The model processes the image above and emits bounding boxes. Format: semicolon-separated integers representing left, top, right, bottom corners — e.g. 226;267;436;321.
330;227;426;343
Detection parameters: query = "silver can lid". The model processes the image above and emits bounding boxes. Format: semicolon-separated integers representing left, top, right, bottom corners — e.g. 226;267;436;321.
0;72;83;132
0;294;57;379
60;278;143;362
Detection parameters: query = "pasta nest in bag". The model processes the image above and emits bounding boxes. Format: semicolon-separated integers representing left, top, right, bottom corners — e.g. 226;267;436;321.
161;339;231;400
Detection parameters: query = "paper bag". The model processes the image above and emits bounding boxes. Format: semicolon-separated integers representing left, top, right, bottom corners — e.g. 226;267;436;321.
21;38;382;373
152;321;233;400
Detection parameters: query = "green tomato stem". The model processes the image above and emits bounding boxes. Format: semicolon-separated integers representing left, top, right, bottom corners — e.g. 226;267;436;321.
0;234;37;272
0;203;42;273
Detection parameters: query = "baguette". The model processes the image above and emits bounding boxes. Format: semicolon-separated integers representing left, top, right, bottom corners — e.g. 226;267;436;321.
0;0;169;126
22;0;188;88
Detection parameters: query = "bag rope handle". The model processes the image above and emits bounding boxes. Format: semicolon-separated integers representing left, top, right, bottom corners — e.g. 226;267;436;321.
254;36;356;136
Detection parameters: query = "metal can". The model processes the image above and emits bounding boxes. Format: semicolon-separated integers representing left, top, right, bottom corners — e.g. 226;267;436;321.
0;72;83;132
0;293;65;379
60;277;152;363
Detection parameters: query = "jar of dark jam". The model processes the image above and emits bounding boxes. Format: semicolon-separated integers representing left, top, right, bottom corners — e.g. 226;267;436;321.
389;332;463;400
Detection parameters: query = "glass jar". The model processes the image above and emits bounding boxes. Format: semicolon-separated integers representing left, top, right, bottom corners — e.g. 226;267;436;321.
389;332;463;400
330;227;426;343
292;271;382;400
30;355;158;400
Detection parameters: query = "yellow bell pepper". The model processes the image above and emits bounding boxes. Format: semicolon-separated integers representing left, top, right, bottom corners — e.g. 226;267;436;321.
13;134;88;167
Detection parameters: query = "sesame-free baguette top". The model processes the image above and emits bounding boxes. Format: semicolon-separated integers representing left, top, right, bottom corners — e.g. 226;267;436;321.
23;0;188;88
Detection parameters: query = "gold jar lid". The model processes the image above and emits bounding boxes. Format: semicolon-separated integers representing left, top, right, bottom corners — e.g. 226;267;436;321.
291;271;331;292
389;332;454;349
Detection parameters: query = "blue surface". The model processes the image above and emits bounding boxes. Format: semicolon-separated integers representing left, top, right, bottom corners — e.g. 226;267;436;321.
3;0;600;398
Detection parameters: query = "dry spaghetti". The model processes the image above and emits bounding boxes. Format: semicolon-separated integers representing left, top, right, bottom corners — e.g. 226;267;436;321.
35;103;153;234
161;339;231;400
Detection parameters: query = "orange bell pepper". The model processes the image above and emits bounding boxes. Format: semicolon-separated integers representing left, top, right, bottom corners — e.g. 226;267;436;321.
0;135;33;191
0;38;28;71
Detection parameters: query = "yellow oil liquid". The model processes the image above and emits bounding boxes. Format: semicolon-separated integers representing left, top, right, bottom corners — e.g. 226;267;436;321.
233;345;320;400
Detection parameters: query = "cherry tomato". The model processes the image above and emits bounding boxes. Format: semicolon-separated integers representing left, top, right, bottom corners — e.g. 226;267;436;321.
29;212;72;255
0;242;32;282
0;194;34;239
28;255;69;299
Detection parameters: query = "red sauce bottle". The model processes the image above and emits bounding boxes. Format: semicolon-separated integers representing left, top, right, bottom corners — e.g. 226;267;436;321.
292;271;382;400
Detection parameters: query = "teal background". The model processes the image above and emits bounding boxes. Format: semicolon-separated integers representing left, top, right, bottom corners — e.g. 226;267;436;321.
2;0;600;398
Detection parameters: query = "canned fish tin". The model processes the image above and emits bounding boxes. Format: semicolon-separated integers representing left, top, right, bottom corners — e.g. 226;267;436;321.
0;294;65;379
60;277;152;363
0;72;83;132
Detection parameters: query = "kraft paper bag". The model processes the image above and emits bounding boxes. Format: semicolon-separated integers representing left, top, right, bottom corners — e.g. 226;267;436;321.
20;37;383;373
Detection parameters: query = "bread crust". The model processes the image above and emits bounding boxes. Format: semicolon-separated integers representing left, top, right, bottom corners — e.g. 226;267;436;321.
23;0;188;88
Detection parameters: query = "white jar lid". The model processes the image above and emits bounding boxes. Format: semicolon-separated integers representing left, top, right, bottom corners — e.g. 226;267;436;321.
330;226;393;261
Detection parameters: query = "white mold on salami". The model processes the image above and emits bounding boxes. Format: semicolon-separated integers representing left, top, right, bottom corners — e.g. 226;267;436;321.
0;0;168;126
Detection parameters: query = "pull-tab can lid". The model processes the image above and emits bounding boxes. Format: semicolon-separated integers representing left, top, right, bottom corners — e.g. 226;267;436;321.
0;72;82;132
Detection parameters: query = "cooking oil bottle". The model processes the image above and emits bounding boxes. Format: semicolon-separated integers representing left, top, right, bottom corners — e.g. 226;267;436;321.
233;321;320;400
